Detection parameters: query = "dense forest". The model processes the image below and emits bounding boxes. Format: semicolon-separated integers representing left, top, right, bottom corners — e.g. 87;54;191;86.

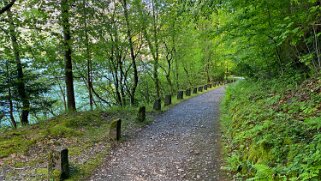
0;0;230;128
1;0;321;180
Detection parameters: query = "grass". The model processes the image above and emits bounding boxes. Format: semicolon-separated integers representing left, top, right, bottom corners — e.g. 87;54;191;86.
220;76;321;180
0;83;222;180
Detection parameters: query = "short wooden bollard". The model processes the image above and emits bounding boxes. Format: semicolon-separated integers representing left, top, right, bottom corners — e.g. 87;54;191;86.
193;87;198;94
198;86;203;92
185;88;191;96
153;98;161;111
48;148;69;180
208;83;212;88
204;85;208;90
177;90;184;100
110;119;121;141
164;95;172;106
137;106;146;122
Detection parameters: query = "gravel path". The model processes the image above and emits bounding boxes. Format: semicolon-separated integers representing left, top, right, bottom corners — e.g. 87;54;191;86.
90;87;227;181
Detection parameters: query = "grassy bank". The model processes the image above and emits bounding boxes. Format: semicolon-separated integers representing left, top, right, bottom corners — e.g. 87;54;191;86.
0;108;150;180
221;76;321;180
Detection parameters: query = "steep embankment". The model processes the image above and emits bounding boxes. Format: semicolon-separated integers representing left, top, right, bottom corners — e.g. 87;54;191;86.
221;77;321;180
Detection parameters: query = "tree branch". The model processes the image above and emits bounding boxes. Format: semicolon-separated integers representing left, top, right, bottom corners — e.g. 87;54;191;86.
0;0;16;15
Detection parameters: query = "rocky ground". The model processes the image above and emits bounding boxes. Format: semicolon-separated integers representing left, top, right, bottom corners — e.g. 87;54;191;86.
90;87;227;181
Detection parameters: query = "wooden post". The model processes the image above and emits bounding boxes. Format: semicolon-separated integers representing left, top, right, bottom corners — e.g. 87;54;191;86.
208;83;212;88
137;106;146;122
164;95;172;106
198;86;203;92
185;88;191;96
110;119;121;141
193;87;198;94
204;85;208;90
153;98;161;111
48;148;69;180
177;90;184;100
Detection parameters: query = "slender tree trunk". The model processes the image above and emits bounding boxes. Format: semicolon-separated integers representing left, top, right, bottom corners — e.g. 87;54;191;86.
57;79;67;112
7;9;30;125
175;58;179;90
122;0;139;106
5;61;16;128
206;58;210;83
152;0;160;98
61;0;76;112
183;65;192;87
83;0;94;110
164;43;173;94
313;25;321;70
118;55;126;106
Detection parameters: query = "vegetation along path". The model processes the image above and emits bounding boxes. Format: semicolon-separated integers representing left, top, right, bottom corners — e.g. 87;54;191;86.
90;87;227;181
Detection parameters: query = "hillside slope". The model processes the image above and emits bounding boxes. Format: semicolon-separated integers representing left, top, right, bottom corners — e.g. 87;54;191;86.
221;76;321;180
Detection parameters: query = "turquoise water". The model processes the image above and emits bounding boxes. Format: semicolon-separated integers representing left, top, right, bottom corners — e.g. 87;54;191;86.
0;81;97;128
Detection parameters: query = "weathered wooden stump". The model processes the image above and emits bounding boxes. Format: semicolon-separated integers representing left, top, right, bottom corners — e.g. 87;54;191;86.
177;90;184;100
153;98;161;111
208;83;212;88
193;87;198;94
110;118;121;141
204;85;208;90
164;95;172;106
48;148;69;180
185;88;191;96
137;106;146;122
198;86;203;92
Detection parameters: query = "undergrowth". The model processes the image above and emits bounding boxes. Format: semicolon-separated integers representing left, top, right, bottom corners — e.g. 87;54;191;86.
221;75;321;180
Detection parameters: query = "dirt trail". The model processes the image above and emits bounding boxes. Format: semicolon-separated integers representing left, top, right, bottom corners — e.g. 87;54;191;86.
90;87;227;181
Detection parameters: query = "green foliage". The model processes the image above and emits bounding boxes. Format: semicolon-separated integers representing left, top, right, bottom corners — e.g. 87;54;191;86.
221;77;321;180
216;0;321;78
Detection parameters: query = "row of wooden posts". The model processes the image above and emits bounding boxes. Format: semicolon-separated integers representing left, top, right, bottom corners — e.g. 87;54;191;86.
152;80;232;111
48;80;234;180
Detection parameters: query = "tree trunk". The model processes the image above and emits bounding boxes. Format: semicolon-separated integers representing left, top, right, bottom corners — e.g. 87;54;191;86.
83;0;94;110
0;0;16;15
61;0;76;112
5;61;17;128
122;0;139;106
152;0;160;98
7;9;30;125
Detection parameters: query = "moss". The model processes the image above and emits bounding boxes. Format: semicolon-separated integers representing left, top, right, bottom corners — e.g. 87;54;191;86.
35;168;48;177
66;144;111;181
0;136;34;158
47;124;82;138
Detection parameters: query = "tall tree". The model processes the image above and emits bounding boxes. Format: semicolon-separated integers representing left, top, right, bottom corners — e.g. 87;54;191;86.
7;8;30;125
122;0;139;106
61;0;76;111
